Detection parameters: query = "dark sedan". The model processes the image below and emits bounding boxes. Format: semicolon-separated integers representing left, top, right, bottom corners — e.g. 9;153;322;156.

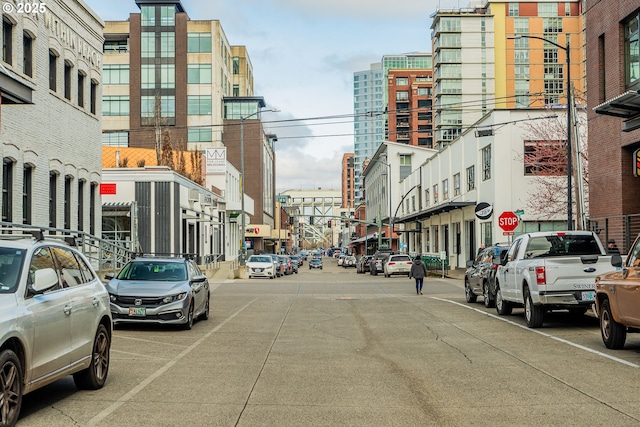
309;258;323;269
464;244;509;308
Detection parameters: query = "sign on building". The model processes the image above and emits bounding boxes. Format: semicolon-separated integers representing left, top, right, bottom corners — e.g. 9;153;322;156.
206;148;226;175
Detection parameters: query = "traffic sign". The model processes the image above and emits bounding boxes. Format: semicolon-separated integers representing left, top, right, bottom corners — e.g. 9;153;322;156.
498;211;519;232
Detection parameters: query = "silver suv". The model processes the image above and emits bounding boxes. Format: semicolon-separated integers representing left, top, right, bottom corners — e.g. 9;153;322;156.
0;234;112;426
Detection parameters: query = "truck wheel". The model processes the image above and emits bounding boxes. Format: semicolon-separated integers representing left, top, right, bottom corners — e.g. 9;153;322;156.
483;282;495;308
600;299;626;349
464;280;477;303
524;286;544;328
495;284;512;315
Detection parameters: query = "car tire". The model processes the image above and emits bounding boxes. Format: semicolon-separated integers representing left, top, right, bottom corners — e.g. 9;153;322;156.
495;284;512;315
464;280;477;303
182;303;195;330
524;286;544;328
483;282;495;308
600;299;626;349
73;324;110;390
0;349;23;427
199;294;210;321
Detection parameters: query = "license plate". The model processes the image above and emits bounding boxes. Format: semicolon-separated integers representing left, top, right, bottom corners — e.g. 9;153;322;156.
581;291;595;301
129;307;146;317
255;268;263;272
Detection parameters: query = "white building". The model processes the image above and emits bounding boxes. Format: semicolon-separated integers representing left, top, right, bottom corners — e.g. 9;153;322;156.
395;109;577;268
1;1;104;233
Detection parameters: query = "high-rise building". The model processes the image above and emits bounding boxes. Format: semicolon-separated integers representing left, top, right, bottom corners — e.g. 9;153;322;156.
341;153;355;209
387;67;434;147
430;0;584;148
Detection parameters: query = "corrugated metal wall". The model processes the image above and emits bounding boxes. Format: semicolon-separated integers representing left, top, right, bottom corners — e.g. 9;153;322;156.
174;182;180;255
135;182;151;253
155;182;172;254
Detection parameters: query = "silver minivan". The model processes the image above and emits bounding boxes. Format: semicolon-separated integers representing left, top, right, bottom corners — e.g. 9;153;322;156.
0;236;112;426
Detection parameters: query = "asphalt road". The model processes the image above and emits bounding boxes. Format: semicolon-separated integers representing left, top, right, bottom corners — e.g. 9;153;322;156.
17;256;640;426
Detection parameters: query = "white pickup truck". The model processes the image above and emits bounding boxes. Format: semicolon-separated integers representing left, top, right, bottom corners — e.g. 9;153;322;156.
494;231;613;328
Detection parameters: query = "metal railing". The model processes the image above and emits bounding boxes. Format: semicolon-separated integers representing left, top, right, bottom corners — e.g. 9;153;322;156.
587;214;640;255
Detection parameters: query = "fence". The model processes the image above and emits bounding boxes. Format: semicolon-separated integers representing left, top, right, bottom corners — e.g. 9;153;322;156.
418;253;450;274
587;214;640;255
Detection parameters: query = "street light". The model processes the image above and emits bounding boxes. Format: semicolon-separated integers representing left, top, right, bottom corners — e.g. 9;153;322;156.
510;34;572;230
239;107;278;265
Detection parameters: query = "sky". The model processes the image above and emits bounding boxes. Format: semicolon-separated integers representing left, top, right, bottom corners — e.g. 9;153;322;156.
83;0;465;192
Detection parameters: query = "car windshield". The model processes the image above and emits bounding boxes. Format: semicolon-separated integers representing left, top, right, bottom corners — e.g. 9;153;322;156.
117;261;187;281
249;256;272;263
0;247;26;293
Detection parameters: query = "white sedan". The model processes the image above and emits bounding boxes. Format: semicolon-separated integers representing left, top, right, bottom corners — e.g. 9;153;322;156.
247;255;276;279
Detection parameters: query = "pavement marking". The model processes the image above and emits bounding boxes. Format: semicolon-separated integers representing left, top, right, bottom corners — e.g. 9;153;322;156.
87;298;258;426
431;297;640;369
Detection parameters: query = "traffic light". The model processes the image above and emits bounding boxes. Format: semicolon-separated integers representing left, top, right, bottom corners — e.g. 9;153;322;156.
328;220;332;227
345;220;349;226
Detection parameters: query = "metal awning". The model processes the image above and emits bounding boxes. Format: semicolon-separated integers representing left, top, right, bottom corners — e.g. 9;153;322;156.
350;232;384;245
396;201;475;223
0;68;33;104
594;90;640;132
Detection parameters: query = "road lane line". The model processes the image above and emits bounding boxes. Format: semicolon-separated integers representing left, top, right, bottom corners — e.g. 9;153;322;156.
87;299;258;426
431;297;639;368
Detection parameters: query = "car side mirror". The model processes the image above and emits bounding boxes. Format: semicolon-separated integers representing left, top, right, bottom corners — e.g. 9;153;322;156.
105;273;115;280
611;253;623;268
31;268;59;293
466;260;474;267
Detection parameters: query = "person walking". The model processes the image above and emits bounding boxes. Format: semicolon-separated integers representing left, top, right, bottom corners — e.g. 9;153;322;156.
409;254;428;295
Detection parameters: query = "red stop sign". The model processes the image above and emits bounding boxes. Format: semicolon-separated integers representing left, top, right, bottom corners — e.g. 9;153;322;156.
498;211;519;232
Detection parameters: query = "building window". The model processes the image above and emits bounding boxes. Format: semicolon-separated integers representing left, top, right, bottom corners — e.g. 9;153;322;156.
396;91;409;101
442;179;449;200
160;5;175;26
2;159;13;222
187;33;212;53
233;84;239;96
102;96;130;116
3;16;12;65
141;5;155;26
538;2;558;17
23;32;32;77
509;3;519;16
77;72;85;107
482;145;491;181
424;188;430;206
160;32;174;58
524;140;566;176
49;173;57;229
160;64;175;88
417;87;431;96
141;64;155;89
188;128;213;142
90;183;96;235
625;12;640;88
233;56;239;74
64;62;72;100
433;184;438;204
187;95;212;115
23;165;32;224
49;50;57;91
102;131;129;146
396;77;408;86
90;80;98;114
141;32;155;57
467;165;475;191
78;180;84;231
103;64;129;85
64;176;72;230
453;173;461;196
187;64;211;84
141;95;175;118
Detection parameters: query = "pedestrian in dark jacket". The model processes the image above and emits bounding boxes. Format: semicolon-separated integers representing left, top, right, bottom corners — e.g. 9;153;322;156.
409;255;428;295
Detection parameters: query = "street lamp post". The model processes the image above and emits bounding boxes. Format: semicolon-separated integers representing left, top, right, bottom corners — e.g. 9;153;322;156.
239;107;278;265
510;34;572;230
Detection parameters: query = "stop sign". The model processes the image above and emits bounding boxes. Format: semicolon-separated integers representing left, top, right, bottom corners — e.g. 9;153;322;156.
498;211;519;232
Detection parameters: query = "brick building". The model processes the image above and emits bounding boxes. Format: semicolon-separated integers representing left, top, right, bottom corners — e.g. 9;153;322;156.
387;69;434;147
588;0;640;251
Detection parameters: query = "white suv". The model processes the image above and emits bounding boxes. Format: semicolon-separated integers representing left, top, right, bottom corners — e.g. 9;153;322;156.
0;234;112;426
383;254;413;277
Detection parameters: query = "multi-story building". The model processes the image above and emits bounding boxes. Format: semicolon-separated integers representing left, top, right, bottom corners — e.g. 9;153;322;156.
387;67;434;147
101;0;254;151
588;0;640;252
430;0;584;148
341;153;355;209
1;0;103;234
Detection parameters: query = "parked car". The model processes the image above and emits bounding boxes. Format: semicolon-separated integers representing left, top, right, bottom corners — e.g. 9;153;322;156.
0;234;112;426
337;254;346;266
464;243;509;308
279;255;293;275
289;256;299;274
290;254;303;266
268;254;284;277
370;250;394;276
309;258;323;269
343;255;357;268
106;256;210;330
595;233;640;349
383;254;413;277
356;255;373;274
246;255;276;279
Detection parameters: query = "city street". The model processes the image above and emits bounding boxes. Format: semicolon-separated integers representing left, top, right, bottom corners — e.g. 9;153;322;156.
17;256;640;426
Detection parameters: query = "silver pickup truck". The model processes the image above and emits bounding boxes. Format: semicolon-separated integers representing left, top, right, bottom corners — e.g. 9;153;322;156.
495;231;613;328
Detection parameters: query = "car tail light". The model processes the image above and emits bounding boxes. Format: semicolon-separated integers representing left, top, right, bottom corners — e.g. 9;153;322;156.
388;262;396;265
407;261;412;264
535;266;546;285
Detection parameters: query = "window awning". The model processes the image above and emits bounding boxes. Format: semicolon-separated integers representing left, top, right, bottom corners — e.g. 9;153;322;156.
594;90;640;132
0;69;33;104
396;201;475;223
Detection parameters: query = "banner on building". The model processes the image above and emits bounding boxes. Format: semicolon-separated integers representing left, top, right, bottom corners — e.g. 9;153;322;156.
206;148;226;175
